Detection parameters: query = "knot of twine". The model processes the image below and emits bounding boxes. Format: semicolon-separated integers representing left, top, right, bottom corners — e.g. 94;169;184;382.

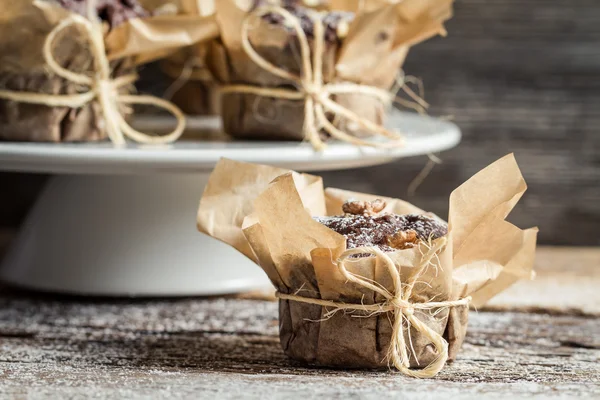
276;237;471;379
0;5;185;146
220;6;406;150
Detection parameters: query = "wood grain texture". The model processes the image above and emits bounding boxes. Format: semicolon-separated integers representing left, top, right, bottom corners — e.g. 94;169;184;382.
0;296;598;399
0;247;598;399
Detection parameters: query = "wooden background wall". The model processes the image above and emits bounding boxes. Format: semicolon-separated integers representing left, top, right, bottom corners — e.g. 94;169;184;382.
1;0;599;245
321;0;600;245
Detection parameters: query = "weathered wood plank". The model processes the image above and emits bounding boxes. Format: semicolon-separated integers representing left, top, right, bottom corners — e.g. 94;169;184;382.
0;248;593;398
0;295;598;399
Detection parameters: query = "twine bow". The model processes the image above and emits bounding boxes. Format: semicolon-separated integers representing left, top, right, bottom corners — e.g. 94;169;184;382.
221;6;407;150
276;237;471;378
0;6;185;146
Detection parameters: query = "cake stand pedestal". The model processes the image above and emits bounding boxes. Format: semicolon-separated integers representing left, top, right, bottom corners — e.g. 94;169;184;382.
0;111;460;296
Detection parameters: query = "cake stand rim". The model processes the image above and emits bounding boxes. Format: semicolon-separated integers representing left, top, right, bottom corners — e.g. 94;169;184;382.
0;111;461;174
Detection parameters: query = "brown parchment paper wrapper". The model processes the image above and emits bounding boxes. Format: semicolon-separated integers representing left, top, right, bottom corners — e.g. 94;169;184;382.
160;43;221;116
148;0;221;116
197;154;537;369
202;0;453;141
154;0;220;116
0;0;217;142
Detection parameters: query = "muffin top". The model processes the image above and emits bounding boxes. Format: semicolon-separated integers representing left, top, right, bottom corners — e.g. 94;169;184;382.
255;0;355;42
314;199;448;252
56;0;149;28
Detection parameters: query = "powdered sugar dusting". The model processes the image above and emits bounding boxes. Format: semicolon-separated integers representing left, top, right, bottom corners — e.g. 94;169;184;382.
314;213;447;252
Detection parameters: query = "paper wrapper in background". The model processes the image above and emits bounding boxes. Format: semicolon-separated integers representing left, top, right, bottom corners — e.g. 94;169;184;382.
160;43;221;116
0;0;217;142
202;0;454;141
149;0;222;116
197;154;538;369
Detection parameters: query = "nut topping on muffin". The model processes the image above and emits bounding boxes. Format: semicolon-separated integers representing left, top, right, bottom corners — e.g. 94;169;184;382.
315;201;448;253
342;199;387;216
387;230;419;250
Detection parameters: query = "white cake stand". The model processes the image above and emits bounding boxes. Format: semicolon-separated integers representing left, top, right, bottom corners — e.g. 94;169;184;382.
0;111;460;296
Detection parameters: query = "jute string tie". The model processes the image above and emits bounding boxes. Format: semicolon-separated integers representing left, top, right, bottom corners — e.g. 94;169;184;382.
0;5;185;146
220;6;406;150
276;237;471;378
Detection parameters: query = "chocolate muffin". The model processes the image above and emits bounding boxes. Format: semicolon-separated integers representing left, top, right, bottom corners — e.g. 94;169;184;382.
315;200;448;252
258;1;355;43
0;0;149;142
56;0;149;28
218;1;355;141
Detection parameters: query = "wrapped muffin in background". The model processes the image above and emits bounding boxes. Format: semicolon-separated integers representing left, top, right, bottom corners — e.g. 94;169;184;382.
153;0;221;116
197;154;538;377
160;43;221;116
204;0;453;148
0;0;144;142
0;0;217;144
159;0;332;117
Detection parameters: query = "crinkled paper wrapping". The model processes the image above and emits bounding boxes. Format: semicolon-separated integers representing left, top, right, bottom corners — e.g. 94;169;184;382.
159;44;221;116
156;0;221;116
197;154;538;369
178;0;453;140
0;0;217;142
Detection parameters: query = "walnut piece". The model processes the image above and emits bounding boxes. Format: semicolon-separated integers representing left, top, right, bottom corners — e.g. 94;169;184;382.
342;199;387;216
386;230;419;250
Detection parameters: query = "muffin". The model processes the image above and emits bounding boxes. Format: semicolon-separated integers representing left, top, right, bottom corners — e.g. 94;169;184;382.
0;0;147;142
316;199;448;252
197;156;537;376
217;1;354;141
208;0;454;147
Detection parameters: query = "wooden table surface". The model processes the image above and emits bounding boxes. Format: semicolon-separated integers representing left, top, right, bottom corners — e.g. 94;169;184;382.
0;246;598;399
